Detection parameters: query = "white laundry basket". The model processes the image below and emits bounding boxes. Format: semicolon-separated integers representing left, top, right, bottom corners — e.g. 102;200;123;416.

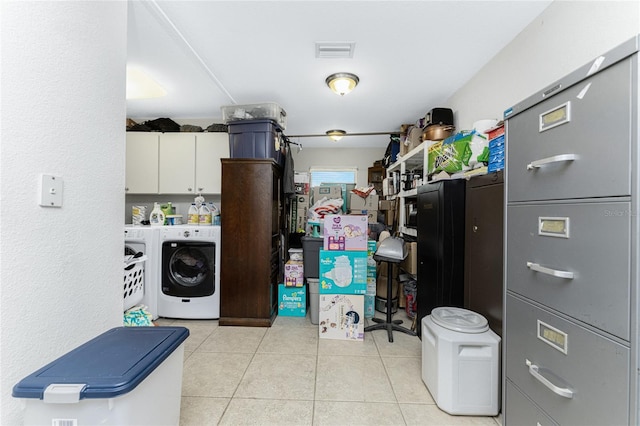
124;255;147;310
421;307;501;416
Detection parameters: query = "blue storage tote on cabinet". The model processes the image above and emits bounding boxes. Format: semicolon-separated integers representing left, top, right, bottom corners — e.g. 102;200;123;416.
228;119;285;166
13;326;189;426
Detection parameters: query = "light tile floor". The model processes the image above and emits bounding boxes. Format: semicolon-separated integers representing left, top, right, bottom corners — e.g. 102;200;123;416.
157;310;502;426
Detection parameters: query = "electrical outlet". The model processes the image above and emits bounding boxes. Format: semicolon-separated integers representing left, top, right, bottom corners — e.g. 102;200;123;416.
39;174;63;207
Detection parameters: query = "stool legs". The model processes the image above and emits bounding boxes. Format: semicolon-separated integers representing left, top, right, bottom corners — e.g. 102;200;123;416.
364;262;416;342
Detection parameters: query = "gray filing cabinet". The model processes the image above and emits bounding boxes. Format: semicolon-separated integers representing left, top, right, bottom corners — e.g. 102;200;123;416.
504;35;640;425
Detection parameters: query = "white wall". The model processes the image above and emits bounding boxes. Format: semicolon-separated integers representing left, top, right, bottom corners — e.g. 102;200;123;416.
291;147;386;188
0;2;127;424
449;0;640;130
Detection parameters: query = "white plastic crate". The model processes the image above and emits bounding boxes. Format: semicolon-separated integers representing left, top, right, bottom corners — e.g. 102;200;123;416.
124;255;147;310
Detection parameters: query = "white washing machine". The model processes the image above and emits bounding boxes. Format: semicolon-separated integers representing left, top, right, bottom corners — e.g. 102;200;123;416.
158;225;220;319
124;226;160;319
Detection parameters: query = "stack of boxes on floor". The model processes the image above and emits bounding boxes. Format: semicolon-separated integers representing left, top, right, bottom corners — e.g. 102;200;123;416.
278;247;306;317
319;214;368;341
285;173;382;340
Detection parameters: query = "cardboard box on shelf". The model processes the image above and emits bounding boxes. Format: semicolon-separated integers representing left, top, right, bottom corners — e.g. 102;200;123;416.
384;209;395;226
350;193;379;211
378;199;396;211
278;284;306;316
284;260;304;287
323;214;368;251
319;249;368;294
293;195;309;233
318;294;364;341
295;171;310;194
400;242;418;275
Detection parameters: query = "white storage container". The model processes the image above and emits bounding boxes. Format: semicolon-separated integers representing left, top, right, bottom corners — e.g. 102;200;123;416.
421;307;501;416
13;327;189;426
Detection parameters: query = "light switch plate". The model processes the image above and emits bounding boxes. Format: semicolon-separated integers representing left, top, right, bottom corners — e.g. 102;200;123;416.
39;174;63;207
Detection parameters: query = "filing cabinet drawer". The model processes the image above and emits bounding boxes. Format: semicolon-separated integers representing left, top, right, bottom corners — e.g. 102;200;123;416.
506;201;630;339
507;57;632;202
506;294;629;426
505;380;558;426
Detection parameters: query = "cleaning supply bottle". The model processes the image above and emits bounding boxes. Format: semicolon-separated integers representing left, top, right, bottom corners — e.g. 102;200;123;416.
149;202;165;226
198;203;212;226
188;203;199;225
209;203;220;225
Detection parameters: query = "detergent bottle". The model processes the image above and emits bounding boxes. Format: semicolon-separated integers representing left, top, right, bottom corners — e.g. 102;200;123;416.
198;203;212;226
209;203;220;225
187;203;199;225
149;202;165;226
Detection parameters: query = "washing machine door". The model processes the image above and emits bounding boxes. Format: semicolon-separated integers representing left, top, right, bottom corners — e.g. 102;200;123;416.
430;307;489;333
162;241;215;297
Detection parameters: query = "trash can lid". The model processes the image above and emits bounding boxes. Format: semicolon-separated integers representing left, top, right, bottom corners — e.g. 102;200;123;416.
430;307;489;333
12;326;189;400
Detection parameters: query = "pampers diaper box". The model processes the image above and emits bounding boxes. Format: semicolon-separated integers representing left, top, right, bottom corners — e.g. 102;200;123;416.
319;250;367;295
319;294;365;341
278;284;307;317
323;214;368;251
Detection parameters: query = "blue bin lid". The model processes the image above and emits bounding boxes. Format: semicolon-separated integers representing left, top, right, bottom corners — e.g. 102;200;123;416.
12;326;189;400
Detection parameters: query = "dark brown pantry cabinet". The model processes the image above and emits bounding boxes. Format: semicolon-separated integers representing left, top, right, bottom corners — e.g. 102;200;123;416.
463;171;503;337
220;158;284;327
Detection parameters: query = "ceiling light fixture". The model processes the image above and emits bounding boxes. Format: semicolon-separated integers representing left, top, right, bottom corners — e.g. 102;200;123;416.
326;129;347;141
325;72;359;96
126;67;167;100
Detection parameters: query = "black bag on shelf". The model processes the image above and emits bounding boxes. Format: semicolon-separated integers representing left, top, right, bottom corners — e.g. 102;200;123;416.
144;117;181;132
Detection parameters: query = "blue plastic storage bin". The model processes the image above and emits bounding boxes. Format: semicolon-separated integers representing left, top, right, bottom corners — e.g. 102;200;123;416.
227;119;285;166
13;326;189;426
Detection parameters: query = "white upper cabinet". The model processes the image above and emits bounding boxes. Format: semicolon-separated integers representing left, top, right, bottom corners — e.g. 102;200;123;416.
125;132;159;194
159;133;197;194
195;132;229;194
156;132;229;194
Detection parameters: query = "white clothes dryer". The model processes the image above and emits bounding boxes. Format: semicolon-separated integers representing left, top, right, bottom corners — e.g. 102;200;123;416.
124;226;160;319
158;225;220;319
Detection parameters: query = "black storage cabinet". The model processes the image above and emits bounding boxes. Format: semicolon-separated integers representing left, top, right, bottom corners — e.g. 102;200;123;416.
416;179;465;337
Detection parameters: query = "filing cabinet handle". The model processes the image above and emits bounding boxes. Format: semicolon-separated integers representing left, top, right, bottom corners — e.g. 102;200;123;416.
526;360;574;399
527;262;574;279
527;154;578;170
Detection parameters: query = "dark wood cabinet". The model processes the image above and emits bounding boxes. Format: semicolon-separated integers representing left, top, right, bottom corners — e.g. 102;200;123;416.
220;158;284;326
463;171;503;337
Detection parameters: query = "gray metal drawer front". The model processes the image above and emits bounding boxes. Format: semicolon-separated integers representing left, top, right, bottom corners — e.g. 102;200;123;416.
506;57;632;202
505;380;558;426
505;294;629;426
506;201;630;339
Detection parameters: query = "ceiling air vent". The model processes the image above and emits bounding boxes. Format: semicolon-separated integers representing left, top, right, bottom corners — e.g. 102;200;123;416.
315;42;355;59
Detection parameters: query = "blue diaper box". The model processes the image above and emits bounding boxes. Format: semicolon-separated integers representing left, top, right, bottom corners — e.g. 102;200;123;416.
319;250;367;294
278;284;307;316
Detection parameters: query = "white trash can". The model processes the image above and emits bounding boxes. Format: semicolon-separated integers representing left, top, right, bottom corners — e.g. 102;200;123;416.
421;307;501;416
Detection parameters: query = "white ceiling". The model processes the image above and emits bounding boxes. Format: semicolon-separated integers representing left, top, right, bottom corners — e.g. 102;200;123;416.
126;0;552;148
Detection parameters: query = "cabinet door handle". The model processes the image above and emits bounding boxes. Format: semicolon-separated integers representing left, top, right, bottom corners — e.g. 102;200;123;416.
198;187;204;192
527;262;574;279
187;187;193;192
526;359;574;399
527;154;578;170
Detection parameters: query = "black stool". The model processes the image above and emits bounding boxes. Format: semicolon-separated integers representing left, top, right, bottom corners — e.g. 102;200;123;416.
364;238;417;342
